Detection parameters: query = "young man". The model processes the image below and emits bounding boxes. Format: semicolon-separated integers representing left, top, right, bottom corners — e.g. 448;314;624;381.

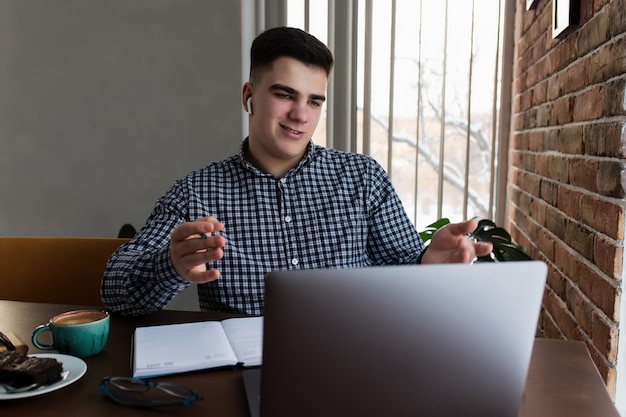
101;27;491;316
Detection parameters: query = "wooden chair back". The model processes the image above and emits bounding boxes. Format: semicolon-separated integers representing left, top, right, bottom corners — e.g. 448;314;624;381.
0;237;130;306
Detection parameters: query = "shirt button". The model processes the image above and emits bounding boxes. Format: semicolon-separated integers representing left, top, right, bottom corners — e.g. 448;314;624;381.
284;216;292;223
291;258;299;266
280;178;287;184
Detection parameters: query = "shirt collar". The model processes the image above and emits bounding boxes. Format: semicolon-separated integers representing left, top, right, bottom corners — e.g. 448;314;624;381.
238;137;318;178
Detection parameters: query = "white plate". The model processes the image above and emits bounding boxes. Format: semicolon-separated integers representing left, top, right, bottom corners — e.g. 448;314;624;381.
0;353;87;400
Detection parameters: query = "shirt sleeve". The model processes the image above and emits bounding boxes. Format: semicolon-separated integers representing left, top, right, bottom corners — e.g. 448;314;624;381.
364;158;425;265
101;180;191;316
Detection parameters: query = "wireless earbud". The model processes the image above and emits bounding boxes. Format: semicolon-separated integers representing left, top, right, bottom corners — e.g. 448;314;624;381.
246;97;253;115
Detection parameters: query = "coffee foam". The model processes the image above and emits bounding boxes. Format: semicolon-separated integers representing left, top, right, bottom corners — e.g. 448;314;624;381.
54;310;108;325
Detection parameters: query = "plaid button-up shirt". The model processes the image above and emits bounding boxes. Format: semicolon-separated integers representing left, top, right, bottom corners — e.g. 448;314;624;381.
102;139;425;315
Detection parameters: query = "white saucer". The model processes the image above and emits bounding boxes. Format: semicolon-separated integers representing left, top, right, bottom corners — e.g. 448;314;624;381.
0;353;87;400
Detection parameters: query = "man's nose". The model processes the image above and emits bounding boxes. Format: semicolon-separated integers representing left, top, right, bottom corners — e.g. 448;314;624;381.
288;101;308;123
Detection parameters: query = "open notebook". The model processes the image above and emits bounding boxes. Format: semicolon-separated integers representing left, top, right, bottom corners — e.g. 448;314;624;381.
245;261;547;417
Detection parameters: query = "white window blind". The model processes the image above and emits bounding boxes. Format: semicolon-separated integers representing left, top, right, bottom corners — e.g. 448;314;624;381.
258;0;512;228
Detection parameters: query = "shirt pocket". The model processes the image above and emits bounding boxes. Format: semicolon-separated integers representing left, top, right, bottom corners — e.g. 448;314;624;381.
310;200;370;268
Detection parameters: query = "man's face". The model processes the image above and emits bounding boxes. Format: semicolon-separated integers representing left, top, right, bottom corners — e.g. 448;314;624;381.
244;57;328;177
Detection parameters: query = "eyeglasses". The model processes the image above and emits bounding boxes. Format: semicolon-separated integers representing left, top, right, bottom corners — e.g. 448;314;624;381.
99;377;203;407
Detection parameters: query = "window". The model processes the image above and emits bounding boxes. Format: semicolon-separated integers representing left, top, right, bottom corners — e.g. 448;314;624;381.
259;0;509;228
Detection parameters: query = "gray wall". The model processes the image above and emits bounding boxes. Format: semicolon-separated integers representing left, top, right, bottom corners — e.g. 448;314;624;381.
0;0;244;237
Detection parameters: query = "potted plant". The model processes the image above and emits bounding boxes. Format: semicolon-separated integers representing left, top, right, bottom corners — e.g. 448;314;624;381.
419;218;531;262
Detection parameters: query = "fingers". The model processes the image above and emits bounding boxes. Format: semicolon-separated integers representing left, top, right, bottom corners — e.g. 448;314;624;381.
174;246;225;283
170;217;226;283
444;218;478;236
171;217;224;242
474;241;493;257
186;268;222;283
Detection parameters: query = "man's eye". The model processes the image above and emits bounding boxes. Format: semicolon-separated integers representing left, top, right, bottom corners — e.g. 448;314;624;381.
276;93;292;99
310;101;322;107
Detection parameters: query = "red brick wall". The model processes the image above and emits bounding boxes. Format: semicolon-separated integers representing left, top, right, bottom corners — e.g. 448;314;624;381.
510;0;626;396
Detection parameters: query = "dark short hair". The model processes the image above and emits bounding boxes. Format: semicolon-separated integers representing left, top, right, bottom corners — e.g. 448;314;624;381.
249;26;334;83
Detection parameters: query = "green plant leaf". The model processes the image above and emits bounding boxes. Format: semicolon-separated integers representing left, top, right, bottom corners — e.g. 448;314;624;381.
468;219;531;262
419;218;450;245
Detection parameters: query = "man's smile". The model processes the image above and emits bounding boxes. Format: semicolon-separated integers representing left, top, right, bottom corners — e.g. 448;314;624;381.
280;124;304;136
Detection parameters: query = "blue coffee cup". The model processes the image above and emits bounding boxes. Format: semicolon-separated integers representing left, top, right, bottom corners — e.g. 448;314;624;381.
32;309;110;358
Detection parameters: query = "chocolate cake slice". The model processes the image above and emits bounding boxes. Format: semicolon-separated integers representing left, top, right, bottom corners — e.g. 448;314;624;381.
0;351;63;388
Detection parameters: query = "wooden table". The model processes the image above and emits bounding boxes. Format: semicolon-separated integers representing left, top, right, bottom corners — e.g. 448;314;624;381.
0;300;620;416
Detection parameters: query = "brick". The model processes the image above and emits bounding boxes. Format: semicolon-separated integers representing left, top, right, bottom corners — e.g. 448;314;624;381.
604;79;626;117
547;262;567;299
580;0;595;23
542;313;565;340
518;48;530;68
518;188;534;214
513;70;526;96
587;346;618;399
540;179;559;205
513;206;531;234
555;241;579;282
537;227;556;258
509;171;522;194
591;312;619;363
530;196;548;225
564;220;595;260
551;96;574;125
588;37;626;84
597;161;626;198
546;205;566;241
510;150;523;169
522;89;533;112
583;121;626;157
521;176;536;199
561;59;590;94
546;73;560;101
607;0;626;34
510;132;524;149
544;129;559;151
573;86;605;122
607;368;617;399
594;235;623;281
558;125;584;154
512;92;523;114
515;226;534;259
569;158;598;192
550;155;570;182
580;194;626;240
527;60;541;88
513;111;526;131
544;289;580;340
557;186;581;219
572;257;596;287
521;173;539;198
593;0;611;13
535;103;552;127
576;6;611;54
535;153;551;177
528;130;544;152
547;37;577;74
534;80;548;104
578;269;620;321
524;152;536;172
566;284;593;335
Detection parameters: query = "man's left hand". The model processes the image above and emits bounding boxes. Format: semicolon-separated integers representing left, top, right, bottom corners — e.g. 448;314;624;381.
421;218;493;264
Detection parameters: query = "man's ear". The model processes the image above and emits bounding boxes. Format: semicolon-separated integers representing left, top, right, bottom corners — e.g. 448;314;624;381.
246;96;253;115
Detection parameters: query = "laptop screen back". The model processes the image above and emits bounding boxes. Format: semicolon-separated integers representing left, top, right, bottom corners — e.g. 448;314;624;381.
259;261;547;417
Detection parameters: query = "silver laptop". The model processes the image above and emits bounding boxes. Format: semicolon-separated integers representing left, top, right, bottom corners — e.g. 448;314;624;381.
246;261;547;417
